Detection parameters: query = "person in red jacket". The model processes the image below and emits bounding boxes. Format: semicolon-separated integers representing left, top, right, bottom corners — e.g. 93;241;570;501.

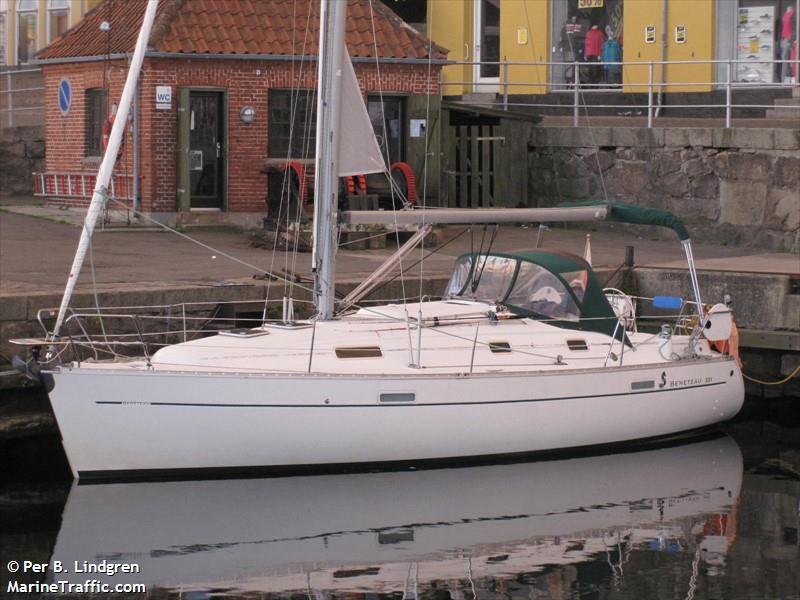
584;25;606;84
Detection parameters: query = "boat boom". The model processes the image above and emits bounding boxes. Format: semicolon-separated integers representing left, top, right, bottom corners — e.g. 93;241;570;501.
340;206;610;226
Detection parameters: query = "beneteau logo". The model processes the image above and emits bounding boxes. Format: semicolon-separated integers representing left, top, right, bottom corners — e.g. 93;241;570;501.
659;371;667;388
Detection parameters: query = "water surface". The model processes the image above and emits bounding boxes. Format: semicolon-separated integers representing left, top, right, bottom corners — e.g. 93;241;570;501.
1;392;798;600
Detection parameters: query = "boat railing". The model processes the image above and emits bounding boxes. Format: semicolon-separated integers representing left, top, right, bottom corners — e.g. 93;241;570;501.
35;298;315;364
33;294;699;367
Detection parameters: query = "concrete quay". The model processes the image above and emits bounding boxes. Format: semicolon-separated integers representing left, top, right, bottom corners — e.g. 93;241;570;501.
1;200;798;398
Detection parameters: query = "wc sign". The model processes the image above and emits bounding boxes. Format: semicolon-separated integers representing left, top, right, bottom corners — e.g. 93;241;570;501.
156;86;172;110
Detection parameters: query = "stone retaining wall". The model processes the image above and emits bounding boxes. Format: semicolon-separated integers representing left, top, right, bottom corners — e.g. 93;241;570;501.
0;126;44;196
529;127;800;252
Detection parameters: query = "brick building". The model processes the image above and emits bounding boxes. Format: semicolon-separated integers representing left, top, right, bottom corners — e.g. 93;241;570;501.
36;0;447;225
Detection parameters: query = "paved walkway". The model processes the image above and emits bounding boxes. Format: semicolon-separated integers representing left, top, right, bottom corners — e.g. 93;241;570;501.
1;197;797;297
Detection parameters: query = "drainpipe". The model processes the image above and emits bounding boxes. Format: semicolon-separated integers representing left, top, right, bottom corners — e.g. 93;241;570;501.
133;74;140;215
655;0;667;117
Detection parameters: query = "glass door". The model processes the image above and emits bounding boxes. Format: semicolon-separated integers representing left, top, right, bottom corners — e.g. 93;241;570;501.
472;0;500;93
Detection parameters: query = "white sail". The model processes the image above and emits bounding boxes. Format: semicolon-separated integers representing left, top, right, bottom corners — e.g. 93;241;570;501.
338;48;386;176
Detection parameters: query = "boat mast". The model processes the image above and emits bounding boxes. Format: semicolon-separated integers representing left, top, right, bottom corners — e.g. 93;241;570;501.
50;0;159;340
312;0;346;321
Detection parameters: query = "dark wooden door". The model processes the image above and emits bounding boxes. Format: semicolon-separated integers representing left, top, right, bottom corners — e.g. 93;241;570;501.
188;92;225;209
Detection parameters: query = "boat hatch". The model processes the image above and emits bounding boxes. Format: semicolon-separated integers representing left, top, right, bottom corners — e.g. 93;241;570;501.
335;346;382;358
445;251;625;343
380;393;415;403
219;328;270;338
489;341;512;353
566;339;588;351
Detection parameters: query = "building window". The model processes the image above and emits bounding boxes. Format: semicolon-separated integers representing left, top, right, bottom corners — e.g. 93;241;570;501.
16;0;37;64
267;89;317;159
367;95;405;165
48;0;70;43
85;88;107;157
0;1;7;66
477;0;500;79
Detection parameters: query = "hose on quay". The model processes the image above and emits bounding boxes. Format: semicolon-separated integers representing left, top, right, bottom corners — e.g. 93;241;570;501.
743;365;800;386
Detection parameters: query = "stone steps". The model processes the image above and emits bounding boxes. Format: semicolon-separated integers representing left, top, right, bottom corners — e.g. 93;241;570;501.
765;88;800;119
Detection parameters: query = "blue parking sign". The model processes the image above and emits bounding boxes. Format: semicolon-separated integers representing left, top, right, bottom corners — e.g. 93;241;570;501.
58;78;71;116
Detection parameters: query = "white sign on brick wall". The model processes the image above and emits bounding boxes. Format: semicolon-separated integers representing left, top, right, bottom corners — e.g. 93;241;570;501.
156;86;172;110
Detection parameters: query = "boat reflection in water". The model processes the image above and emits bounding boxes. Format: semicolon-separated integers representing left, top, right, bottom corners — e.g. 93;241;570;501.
51;435;742;596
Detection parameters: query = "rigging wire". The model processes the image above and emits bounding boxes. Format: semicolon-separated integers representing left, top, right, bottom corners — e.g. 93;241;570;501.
563;29;610;203
106;196;316;295
263;2;316;320
367;0;409;314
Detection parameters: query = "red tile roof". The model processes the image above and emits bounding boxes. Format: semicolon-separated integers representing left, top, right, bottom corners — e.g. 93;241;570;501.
38;0;447;61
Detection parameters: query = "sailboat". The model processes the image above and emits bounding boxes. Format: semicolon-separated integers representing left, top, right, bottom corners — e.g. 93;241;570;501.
14;1;743;480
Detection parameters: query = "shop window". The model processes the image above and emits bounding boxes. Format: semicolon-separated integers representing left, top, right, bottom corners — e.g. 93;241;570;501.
85;88;107;157
367;95;405;166
551;0;624;89
16;0;37;64
267;89;316;159
48;0;70;43
735;0;797;84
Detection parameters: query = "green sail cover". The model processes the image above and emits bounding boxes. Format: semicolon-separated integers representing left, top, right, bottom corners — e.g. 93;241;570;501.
447;251;628;343
558;201;690;241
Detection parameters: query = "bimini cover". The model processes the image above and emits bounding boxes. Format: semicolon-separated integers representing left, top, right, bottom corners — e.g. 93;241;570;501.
559;200;690;241
445;251;626;342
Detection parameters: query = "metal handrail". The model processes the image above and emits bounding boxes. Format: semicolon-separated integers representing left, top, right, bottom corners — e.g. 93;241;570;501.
443;57;799;128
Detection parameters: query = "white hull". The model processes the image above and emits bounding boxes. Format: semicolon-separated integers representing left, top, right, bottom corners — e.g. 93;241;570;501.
47;353;743;479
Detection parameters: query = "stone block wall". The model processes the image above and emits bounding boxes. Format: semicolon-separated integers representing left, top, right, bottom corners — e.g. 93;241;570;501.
0;126;44;196
529;127;800;252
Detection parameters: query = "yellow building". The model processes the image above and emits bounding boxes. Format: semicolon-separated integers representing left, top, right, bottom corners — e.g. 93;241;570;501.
1;0;101;66
427;0;798;96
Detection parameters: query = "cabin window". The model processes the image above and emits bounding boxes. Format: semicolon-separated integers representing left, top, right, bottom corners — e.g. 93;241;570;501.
267;89;317;159
445;255;474;297
467;255;516;301
380;392;415;402
335;346;382;358
631;380;655;390
489;341;512;353
447;255;517;302
561;270;588;302
85;88;107;157
506;262;580;322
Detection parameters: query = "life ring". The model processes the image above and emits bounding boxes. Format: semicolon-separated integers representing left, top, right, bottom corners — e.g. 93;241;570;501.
709;308;741;367
390;162;418;205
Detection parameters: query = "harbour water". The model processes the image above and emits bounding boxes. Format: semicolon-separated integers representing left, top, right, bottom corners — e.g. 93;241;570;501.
1;390;798;600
